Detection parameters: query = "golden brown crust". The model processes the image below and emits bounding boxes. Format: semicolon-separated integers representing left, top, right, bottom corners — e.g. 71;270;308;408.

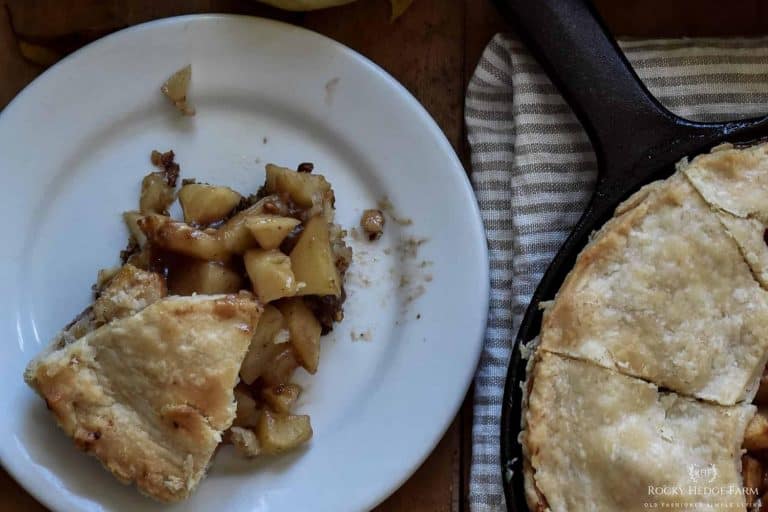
541;173;768;405
525;144;768;511
682;142;768;289
522;458;549;512
24;294;262;502
682;142;768;224
524;352;754;512
92;264;167;326
48;264;166;352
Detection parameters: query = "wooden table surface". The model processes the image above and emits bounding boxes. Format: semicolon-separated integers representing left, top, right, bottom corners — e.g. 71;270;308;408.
2;1;767;510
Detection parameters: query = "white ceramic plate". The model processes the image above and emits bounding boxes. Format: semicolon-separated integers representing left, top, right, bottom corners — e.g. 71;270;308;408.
0;14;488;512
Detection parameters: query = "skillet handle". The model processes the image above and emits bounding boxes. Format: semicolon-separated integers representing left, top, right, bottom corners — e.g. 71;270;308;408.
494;0;768;207
493;0;679;169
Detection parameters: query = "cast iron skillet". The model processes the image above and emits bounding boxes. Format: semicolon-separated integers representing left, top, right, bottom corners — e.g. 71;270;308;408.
493;0;768;510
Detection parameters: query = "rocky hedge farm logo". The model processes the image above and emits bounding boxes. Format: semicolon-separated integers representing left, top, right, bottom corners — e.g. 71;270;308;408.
646;463;759;506
688;464;718;484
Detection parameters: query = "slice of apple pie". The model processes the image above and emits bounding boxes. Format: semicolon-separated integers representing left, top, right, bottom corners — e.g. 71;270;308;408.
25;150;352;502
25;293;261;502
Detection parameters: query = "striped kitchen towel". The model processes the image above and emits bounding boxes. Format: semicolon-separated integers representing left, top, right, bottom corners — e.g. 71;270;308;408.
465;35;768;511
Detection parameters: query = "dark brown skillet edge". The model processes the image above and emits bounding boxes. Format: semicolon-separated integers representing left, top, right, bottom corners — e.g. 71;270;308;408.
491;0;768;510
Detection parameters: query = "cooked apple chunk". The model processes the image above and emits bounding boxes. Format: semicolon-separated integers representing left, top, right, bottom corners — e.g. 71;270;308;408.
743;455;763;508
167;260;243;295
230;426;261;458
233;387;262;428
218;204;267;254
289;216;341;297
256;410;312;454
265;164;331;208
218;195;296;253
140;172;176;215
261;383;301;414
246;215;301;250
240;305;288;385
179;184;242;225
161;64;195;116
244;249;303;303
123;211;147;247
745;409;768;451
278;298;322;374
138;214;230;261
261;346;300;386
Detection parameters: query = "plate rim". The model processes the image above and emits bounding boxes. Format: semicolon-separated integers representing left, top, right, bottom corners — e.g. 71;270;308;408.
0;13;489;511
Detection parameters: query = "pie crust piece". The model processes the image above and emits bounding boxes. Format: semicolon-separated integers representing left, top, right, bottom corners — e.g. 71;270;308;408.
524;352;755;512
540;173;768;405
24;293;262;502
48;264;166;350
682;142;768;288
682;142;768;224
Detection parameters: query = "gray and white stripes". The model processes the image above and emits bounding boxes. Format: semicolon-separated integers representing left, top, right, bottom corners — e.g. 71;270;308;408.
465;34;768;512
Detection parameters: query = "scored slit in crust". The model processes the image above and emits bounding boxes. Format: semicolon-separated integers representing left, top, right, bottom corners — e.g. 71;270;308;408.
683;142;768;289
540;172;768;405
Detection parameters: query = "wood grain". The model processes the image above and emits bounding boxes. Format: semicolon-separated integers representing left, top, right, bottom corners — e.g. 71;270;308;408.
304;0;465;148
0;4;41;107
2;0;768;510
594;0;768;37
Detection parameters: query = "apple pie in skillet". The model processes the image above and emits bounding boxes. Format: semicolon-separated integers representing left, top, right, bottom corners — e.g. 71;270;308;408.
489;0;768;510
523;143;768;511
